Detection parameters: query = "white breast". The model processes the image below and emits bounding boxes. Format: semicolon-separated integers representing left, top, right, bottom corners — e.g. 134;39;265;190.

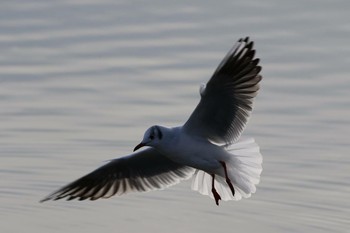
158;127;227;174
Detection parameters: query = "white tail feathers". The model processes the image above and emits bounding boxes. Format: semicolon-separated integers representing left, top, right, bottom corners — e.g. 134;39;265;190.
191;137;262;201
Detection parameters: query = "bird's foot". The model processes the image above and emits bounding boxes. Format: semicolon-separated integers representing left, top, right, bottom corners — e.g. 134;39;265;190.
212;188;221;206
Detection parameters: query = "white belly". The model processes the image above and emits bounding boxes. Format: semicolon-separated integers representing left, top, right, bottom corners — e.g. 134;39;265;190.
158;129;228;175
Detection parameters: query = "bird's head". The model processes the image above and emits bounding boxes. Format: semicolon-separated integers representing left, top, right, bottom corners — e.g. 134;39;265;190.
133;125;164;151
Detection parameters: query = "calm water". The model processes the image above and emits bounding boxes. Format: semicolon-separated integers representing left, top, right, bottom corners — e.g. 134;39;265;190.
1;0;349;232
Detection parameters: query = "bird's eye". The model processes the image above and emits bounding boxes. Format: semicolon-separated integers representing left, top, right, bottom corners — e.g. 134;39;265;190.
150;135;155;140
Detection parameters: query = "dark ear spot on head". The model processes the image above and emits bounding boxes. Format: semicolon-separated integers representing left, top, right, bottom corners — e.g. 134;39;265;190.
155;126;163;140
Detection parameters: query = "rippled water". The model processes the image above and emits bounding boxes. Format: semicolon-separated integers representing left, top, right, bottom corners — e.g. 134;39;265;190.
1;0;349;232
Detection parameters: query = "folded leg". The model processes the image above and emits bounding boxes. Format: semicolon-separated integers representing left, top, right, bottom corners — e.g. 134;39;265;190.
220;161;235;196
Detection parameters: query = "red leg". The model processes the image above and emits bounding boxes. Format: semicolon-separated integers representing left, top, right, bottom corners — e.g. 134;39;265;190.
211;174;221;206
220;161;235;196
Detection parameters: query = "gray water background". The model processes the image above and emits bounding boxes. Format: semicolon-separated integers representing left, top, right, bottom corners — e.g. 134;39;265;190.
1;0;349;232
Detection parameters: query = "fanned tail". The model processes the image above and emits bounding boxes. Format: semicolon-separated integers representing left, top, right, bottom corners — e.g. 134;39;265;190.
191;137;262;201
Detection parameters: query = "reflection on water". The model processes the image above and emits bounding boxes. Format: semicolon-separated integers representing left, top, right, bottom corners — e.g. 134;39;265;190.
1;0;349;232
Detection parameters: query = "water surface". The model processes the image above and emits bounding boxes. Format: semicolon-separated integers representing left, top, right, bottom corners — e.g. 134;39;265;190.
1;0;349;232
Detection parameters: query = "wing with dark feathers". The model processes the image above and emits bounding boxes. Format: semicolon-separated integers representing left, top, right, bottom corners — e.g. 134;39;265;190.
40;148;194;202
183;37;262;144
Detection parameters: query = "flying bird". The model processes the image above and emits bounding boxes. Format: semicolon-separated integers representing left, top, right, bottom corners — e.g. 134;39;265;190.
41;37;263;206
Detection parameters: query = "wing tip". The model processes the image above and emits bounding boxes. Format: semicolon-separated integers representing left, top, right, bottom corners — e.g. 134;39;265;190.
40;192;65;202
39;197;49;203
39;190;58;203
239;36;250;43
40;193;64;202
213;36;260;76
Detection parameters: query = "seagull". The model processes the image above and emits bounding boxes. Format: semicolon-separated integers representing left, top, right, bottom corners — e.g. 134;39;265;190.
40;37;263;206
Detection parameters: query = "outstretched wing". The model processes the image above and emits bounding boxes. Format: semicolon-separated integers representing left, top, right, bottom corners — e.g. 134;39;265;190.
40;148;194;202
183;37;262;144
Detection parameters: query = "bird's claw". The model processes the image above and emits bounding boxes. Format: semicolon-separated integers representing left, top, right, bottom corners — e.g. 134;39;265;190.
212;188;221;206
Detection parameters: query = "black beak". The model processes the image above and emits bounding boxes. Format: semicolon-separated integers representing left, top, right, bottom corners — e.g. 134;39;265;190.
133;142;146;152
